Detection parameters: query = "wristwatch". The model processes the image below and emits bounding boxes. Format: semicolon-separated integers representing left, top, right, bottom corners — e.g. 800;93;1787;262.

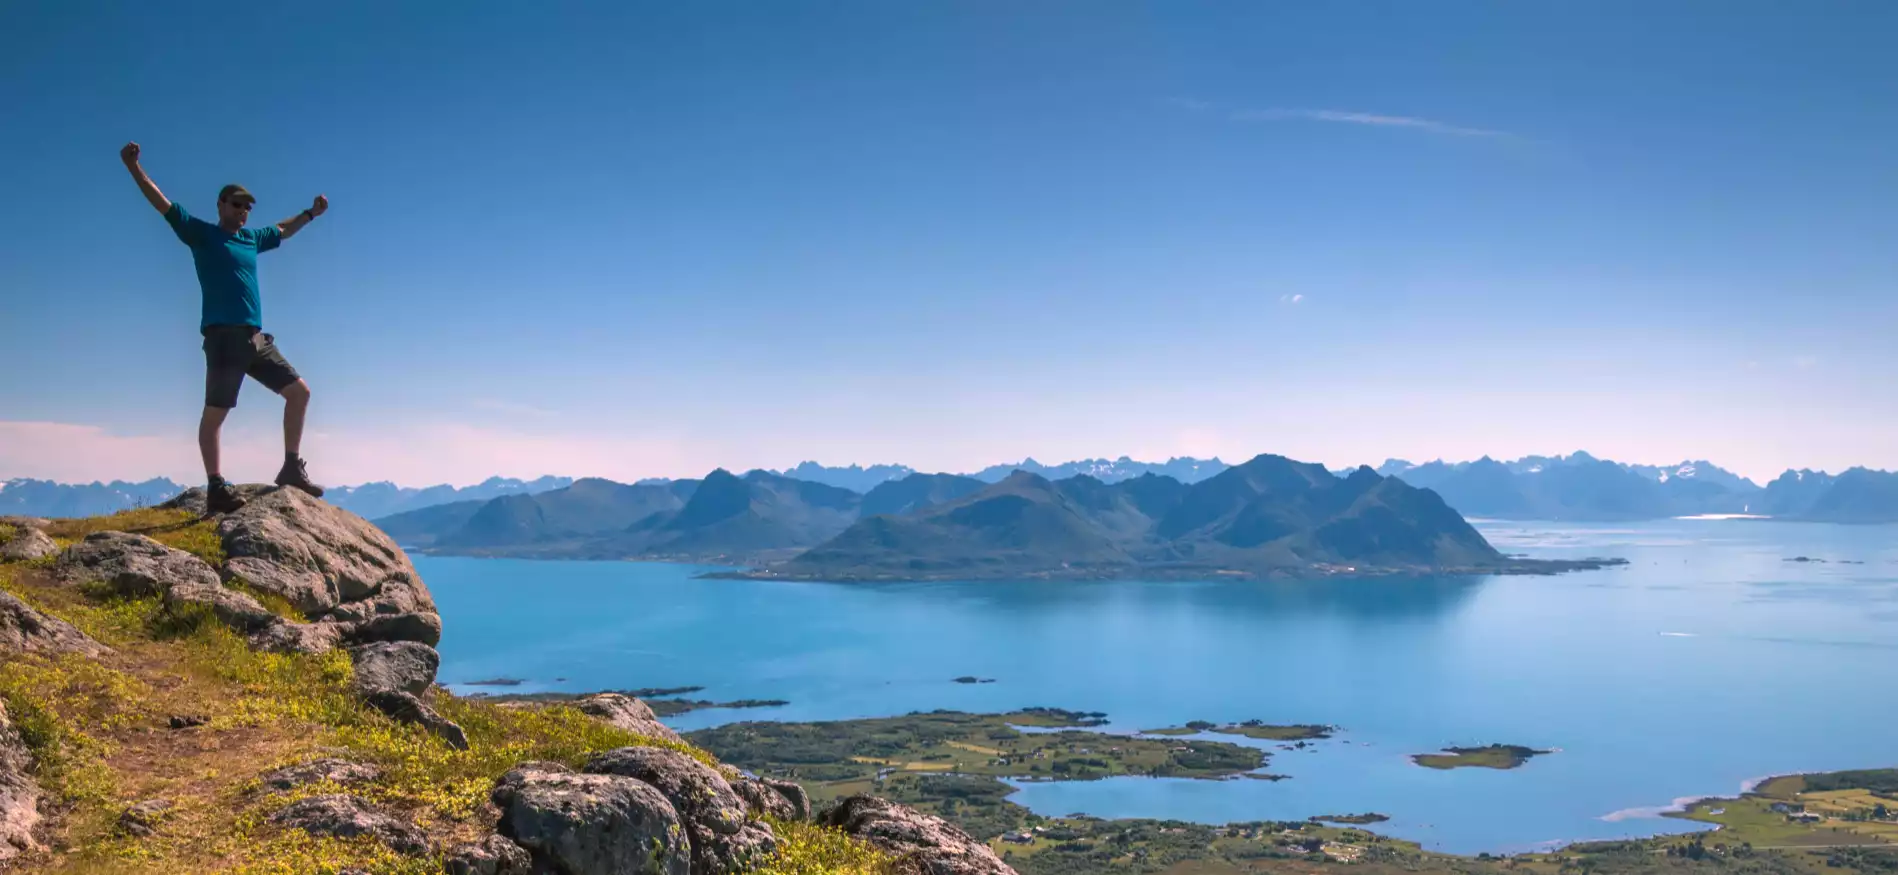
301;209;315;222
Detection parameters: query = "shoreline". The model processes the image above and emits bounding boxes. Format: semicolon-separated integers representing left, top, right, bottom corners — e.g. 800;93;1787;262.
406;545;1628;582
701;557;1628;584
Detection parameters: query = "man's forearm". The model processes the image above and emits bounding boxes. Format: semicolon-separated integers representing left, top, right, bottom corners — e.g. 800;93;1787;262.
276;210;315;238
127;163;170;214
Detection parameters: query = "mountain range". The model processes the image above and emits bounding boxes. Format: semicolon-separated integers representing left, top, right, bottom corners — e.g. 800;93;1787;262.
382;454;1619;579
8;453;1898;525
0;478;183;518
1370;453;1898;523
0;475;572;520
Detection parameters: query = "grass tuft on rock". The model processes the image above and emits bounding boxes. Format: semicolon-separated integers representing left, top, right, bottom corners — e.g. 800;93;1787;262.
751;817;896;875
43;507;225;565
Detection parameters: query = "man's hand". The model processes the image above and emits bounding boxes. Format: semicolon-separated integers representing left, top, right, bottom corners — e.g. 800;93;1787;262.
278;195;328;239
122;142;170;214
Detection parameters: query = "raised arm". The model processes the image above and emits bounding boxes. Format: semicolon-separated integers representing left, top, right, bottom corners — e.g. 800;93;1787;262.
120;143;171;215
275;195;328;239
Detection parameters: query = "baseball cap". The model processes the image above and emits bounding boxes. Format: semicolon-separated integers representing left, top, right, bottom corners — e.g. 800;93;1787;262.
218;184;255;206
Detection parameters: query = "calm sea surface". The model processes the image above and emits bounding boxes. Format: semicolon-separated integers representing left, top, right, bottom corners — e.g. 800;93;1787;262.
419;519;1898;854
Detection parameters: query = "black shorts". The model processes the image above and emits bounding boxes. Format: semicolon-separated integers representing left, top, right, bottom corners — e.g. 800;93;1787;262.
202;325;301;409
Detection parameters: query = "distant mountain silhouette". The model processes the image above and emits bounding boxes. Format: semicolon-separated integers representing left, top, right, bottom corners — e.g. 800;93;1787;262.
967;456;1228;485
0;478;184;517
575;469;861;560
771;456;1229;490
859;473;989;517
1797;468;1898;523
0;475;571;520
769;462;917;493
326;476;573;519
1621;460;1761;493
428;478;698;551
787;472;1144;577
375;499;486;548
775;455;1530;581
1759;469;1836;517
1379;453;1762;520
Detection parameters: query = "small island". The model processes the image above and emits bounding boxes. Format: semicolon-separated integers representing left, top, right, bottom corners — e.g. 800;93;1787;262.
1411;744;1552;770
461;677;524;686
1143;720;1334;741
953;676;997;684
644;698;790;717
1012;707;1108;727
1310;813;1390;825
688;709;1264;785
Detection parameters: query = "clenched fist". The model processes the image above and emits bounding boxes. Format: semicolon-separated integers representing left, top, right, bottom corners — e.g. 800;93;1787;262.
121;142;141;166
310;194;329;217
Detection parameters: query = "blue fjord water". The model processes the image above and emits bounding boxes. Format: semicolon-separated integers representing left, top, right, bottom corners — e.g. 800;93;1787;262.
421;519;1898;854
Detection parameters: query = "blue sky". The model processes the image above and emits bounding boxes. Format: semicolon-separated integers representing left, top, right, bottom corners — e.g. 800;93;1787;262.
3;2;1895;486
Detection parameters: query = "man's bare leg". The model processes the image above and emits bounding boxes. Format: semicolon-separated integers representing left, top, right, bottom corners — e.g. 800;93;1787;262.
199;405;248;513
280;379;310;456
199;405;230;479
274;380;325;497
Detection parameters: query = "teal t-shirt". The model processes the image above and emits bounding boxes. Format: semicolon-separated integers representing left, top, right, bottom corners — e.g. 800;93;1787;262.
164;203;282;331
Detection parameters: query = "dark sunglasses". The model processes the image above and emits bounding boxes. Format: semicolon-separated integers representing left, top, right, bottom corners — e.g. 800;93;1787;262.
224;199;254;210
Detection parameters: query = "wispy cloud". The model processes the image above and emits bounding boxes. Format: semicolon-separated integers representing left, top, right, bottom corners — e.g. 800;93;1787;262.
1231;108;1511;138
1162;96;1212;112
1279;294;1305;304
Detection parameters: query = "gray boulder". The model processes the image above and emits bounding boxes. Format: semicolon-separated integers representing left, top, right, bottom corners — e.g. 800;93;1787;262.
257;758;382;794
362;690;468;751
0;701;43;864
491;764;690;875
0;517;50;531
1;591;110;658
218;488;436;622
820;795;1016;875
118;798;173;837
269;794;429;855
349;641;439;697
163;581;279;633
444;833;533;875
734;775;810;822
341;610;444;648
692;819;779;874
248;621;345;655
0;528;57;562
573;693;685;744
57;531;220;596
584;746;748;836
223;556;331;616
160;487;211;516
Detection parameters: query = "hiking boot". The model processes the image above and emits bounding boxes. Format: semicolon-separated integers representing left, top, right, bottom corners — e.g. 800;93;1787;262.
206;477;247;515
274;455;326;498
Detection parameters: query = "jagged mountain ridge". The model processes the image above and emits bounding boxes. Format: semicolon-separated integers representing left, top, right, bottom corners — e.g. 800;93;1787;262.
775;455;1518;580
0;475;572;520
13;453;1898;527
1373;453;1789;521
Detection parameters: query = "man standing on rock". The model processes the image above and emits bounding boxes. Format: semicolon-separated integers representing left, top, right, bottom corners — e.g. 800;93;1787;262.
121;142;327;513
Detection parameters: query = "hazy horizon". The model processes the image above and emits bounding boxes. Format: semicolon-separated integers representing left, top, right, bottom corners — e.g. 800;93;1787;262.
0;438;1864;490
5;3;1894;489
